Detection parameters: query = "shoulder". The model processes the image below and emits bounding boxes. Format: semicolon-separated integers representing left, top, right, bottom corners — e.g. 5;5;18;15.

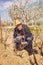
14;27;17;32
23;24;27;27
22;24;29;29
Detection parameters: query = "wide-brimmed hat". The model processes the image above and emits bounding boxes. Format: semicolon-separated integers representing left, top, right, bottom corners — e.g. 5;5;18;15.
15;19;22;26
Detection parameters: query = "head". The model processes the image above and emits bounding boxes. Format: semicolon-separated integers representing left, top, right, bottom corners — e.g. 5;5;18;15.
17;23;23;30
15;18;23;30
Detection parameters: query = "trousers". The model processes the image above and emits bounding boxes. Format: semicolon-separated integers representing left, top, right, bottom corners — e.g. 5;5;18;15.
14;36;33;55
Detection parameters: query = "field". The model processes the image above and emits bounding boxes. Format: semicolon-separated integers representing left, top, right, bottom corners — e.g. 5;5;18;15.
0;26;43;65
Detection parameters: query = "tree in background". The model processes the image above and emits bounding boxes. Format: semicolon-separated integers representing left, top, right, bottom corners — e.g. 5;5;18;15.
8;0;42;26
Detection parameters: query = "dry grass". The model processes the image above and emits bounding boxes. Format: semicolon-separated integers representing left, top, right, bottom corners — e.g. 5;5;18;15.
0;27;43;65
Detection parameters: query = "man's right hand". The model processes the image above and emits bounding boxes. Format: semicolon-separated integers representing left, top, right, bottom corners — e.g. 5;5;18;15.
21;35;25;39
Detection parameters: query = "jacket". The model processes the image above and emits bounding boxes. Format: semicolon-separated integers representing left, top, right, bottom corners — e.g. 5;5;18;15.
13;24;33;41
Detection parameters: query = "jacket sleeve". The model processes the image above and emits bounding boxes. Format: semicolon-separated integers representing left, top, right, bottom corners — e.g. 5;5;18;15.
24;25;33;40
13;28;17;38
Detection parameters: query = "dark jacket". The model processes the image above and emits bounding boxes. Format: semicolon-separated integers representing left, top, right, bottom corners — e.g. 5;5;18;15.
13;24;33;41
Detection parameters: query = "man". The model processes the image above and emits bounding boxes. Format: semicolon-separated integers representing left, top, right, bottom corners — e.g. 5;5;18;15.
13;18;33;55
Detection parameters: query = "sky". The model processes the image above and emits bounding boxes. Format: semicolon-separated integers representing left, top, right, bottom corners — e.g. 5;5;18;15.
0;0;43;22
0;0;14;22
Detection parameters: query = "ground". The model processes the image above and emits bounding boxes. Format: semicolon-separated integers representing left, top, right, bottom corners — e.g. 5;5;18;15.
0;28;43;65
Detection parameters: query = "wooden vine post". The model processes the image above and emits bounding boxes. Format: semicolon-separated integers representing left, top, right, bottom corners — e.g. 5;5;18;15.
0;17;2;42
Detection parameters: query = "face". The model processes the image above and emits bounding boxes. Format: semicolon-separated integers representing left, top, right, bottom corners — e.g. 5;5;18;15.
17;24;23;30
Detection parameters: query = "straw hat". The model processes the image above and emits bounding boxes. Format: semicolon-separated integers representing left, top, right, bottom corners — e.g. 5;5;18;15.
15;19;22;26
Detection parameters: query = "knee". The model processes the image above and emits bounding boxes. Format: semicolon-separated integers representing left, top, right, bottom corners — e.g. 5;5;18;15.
26;37;32;43
14;37;21;43
27;40;32;44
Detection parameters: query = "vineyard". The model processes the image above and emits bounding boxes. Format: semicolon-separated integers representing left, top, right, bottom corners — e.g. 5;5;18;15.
0;0;43;65
0;25;43;65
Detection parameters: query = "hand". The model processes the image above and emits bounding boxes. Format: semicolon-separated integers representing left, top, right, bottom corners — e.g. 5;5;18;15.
22;35;25;39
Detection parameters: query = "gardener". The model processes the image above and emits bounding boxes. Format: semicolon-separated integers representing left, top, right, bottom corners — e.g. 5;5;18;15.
13;18;33;55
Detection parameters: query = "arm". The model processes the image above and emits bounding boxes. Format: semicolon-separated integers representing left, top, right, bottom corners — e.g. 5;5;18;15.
13;28;22;43
24;25;33;41
13;28;17;38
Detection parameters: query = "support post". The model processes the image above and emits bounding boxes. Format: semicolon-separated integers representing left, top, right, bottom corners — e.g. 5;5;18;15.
0;17;2;43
